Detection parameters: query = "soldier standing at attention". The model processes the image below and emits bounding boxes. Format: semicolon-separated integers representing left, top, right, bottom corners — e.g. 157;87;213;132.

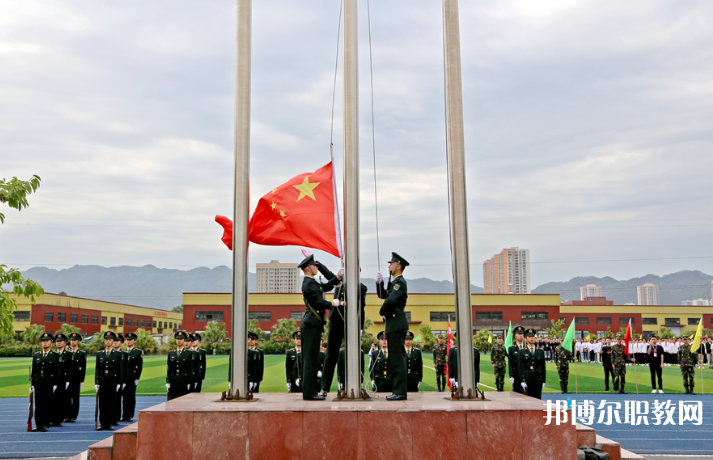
286;331;302;393
611;334;633;394
376;252;409;401
111;334;126;425
508;326;526;394
191;333;208;392
432;335;448;392
447;333;481;391
599;338;613;392
121;332;143;422
247;331;261;393
298;253;339;401
67;333;86;423
30;332;59;432
166;331;194;400
490;335;507;392
554;340;573;394
53;333;72;427
404;331;423;392
95;331;122;430
678;335;697;394
518;328;546;400
184;334;197;392
370;331;391;393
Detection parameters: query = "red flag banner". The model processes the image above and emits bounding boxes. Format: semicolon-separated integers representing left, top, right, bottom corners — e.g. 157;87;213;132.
446;316;453;391
624;319;632;356
215;215;233;250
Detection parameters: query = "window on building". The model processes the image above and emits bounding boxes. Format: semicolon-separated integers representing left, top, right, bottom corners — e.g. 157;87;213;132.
101;316;107;325
119;318;124;326
45;312;54;322
475;311;503;322
665;318;680;325
70;313;78;324
619;317;635;325
169;322;173;328
521;312;548;322
195;311;225;322
132;319;137;327
248;311;272;322
574;317;589;325
110;317;116;326
596;317;612;325
159;321;163;328
404;311;412;321
642;317;657;325
92;315;99;325
688;318;700;326
597;331;606;338
57;312;66;323
430;312;456;322
140;320;145;327
290;311;303;322
153;321;157;328
81;314;89;325
13;311;31;322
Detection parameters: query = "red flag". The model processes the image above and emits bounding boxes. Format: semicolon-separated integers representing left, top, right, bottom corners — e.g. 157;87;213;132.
624;318;632;356
446;316;454;391
215;215;233;250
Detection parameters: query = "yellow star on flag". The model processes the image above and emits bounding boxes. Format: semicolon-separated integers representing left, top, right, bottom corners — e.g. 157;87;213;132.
279;210;286;218
271;189;277;195
270;202;277;210
292;177;320;202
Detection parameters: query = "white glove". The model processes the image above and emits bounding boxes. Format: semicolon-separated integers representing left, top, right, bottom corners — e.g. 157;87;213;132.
317;371;322;378
122;383;126;390
187;384;190;390
65;382;70;389
371;381;377;391
95;385;100;391
521;382;528;390
228;383;231;391
135;379;139;386
510;377;514;385
166;383;171;390
116;384;121;392
194;382;198;388
339;383;344;391
301;249;312;258
332;299;341;307
337;268;344;279
417;382;420;388
376;272;384;283
286;383;291;391
449;378;456;387
248;382;254;391
475;382;479;388
30;386;34;393
53;385;57;393
542;383;546;389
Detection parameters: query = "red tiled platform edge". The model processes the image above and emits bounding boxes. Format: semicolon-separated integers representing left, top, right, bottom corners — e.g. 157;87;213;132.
136;392;578;460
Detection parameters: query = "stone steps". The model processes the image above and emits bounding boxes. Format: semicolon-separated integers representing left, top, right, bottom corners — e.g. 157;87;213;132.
574;425;646;460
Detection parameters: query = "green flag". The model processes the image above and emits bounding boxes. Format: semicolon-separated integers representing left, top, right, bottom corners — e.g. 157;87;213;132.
414;335;421;342
504;321;513;349
563;319;576;352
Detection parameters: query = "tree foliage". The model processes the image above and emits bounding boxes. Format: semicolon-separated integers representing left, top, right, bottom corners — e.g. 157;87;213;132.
248;319;264;341
271;318;298;341
57;323;81;337
657;326;675;339
0;175;41;224
473;328;490;352
545;318;566;338
203;321;227;348
21;324;45;345
172;305;183;313
418;324;437;351
134;328;158;352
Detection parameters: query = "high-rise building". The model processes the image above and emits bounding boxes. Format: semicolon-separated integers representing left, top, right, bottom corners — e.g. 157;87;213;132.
637;282;660;305
483;248;531;294
681;299;711;306
580;284;601;300
256;260;300;293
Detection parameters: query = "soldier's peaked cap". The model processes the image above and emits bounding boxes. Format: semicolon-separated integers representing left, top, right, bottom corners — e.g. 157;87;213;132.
615;334;622;339
193;332;202;341
116;333;125;342
298;254;315;270
405;331;414;339
513;326;525;335
41;332;55;341
103;331;117;340
186;333;194;341
524;328;536;337
387;252;409;267
174;330;188;340
55;333;68;342
125;332;138;340
248;331;258;340
69;332;82;340
293;330;302;339
377;331;386;340
682;335;689;339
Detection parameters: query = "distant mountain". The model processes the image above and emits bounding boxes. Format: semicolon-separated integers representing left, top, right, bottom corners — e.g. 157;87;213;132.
20;265;484;311
533;270;713;305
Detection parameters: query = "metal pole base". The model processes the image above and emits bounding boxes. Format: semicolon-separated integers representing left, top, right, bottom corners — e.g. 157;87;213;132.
333;388;371;401
219;390;259;402
449;387;488;401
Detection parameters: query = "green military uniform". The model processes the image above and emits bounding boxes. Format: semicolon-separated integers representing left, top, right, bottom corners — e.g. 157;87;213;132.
370;349;390;393
554;345;573;393
518;328;546;400
54;334;73;427
95;331;123;430
611;335;632;394
122;332;143;422
432;340;448;392
68;333;87;422
166;331;194;400
30;332;60;432
490;341;507;392
405;331;423;392
677;336;697;394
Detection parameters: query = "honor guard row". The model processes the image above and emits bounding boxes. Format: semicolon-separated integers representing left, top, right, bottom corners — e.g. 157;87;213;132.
167;331;206;400
368;330;424;393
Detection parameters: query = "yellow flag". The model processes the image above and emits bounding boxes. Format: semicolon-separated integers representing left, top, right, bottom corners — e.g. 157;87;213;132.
488;334;493;344
691;316;703;353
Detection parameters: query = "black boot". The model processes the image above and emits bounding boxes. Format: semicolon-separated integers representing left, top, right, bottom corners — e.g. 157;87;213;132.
619;385;627;394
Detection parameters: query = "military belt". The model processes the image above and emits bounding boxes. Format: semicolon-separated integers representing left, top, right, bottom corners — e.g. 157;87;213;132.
305;302;322;322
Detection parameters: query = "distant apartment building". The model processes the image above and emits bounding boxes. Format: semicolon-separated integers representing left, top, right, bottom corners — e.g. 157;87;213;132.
681;299;711;306
256;260;300;293
483;247;531;294
580;284;602;300
637;282;660;305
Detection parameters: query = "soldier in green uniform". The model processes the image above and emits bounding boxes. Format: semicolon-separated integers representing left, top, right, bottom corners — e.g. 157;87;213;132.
121;332;143;422
432;334;448;392
447;333;481;391
405;331;423;392
30;332;59;432
53;333;72;427
95;331;123;430
611;334;633;394
298;253;339;400
554;340;573;394
192;333;208;392
369;331;391;393
166;331;194;400
518;328;546;400
67;332;86;423
376;252;410;401
490;335;507;392
678;335;697;394
112;333;126;425
286;331;302;393
508;326;526;394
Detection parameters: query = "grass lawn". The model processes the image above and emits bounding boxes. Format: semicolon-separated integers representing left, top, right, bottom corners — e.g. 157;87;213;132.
2;354;712;397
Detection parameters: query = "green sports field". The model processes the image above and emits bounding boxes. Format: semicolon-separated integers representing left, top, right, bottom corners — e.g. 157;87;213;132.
2;354;712;397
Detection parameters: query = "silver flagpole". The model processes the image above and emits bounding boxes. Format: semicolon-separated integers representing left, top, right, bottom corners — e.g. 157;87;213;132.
442;0;475;397
230;0;252;399
343;0;361;399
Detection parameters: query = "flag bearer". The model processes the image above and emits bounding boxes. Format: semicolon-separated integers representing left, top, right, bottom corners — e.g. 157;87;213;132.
121;332;143;422
30;332;59;432
554;341;573;394
67;332;86;423
678;335;697;394
611;334;633;394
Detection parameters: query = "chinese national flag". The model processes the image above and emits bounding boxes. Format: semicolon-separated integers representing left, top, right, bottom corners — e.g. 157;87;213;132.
216;161;342;258
624;319;632;356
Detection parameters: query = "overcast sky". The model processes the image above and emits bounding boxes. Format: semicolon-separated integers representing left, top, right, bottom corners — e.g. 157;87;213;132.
2;0;712;287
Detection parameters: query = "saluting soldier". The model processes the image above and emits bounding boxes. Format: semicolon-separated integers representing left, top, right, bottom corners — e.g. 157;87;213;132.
95;331;123;430
405;331;423;392
490;335;507;392
369;331;391;393
447;333;481;391
286;331;302;393
376;252;410;401
192;333;208;392
337;346;365;391
121;332;143;422
432;335;448;392
166;331;194;400
67;332;86;423
678;335;697;394
111;333;126;425
30;332;60;432
53;333;72;427
554;341;573;394
611;334;633;394
508;326;526;394
247;331;261;393
298;253;340;401
518;328;546;400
